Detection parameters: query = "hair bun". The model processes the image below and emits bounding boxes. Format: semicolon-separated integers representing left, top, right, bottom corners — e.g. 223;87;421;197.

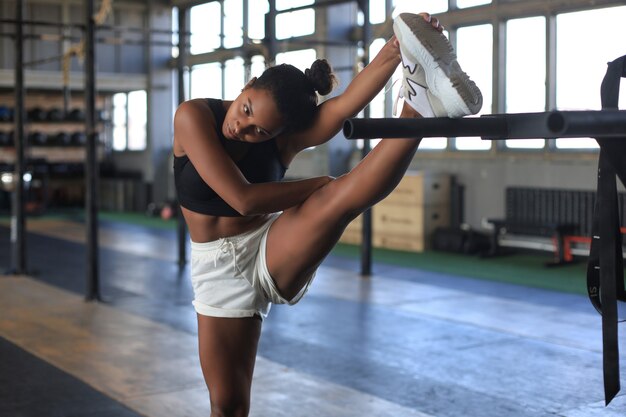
305;59;337;96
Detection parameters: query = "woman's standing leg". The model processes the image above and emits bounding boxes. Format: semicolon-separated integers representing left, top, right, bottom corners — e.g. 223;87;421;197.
197;315;261;417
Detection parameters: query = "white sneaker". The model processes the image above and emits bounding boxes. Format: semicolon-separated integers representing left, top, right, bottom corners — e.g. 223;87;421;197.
393;13;482;118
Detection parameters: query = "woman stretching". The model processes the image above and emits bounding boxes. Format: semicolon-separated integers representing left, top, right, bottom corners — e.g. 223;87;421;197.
173;11;481;417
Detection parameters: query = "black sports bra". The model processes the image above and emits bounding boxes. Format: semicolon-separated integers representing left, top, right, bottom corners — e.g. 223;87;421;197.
173;99;287;217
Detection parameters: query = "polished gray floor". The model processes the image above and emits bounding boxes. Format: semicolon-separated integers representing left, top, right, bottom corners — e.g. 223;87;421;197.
1;218;625;416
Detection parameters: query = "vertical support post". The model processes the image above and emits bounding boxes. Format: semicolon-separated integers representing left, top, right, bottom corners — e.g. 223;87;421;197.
85;0;100;301
546;14;557;151
359;0;372;276
11;0;27;275
176;6;188;268
266;0;277;64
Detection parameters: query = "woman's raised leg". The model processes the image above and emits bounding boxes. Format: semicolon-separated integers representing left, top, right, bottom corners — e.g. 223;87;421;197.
265;103;423;300
197;315;261;417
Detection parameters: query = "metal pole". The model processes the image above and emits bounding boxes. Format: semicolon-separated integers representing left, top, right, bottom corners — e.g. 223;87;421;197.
11;0;27;275
266;0;277;64
85;0;100;301
359;0;372;276
176;7;188;268
343;110;626;140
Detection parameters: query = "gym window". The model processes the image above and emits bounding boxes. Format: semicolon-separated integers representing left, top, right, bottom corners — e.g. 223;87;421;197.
392;0;448;18
276;48;316;72
190;62;223;99
112;90;147;152
505;16;546;150
454;23;493;151
189;2;221;55
276;8;315;39
555;5;626;150
456;0;491;8
223;0;244;49
224;57;246;99
248;0;268;41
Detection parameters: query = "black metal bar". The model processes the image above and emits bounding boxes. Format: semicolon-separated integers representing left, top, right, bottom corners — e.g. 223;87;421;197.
0;18;192;35
546;110;626;139
176;7;188;269
0;18;84;29
85;0;101;302
11;0;26;275
92;24;192;36
344;116;506;139
343;110;626;140
359;0;372;277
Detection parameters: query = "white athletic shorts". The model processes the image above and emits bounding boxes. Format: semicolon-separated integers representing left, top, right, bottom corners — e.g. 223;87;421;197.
189;213;315;320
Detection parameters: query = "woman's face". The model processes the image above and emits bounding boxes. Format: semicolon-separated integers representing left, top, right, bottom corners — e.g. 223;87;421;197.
223;86;285;143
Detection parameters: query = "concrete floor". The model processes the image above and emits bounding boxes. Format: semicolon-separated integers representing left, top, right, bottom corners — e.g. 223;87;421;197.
1;218;626;416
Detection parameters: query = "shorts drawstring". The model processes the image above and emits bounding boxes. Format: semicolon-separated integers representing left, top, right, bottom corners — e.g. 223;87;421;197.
214;238;240;276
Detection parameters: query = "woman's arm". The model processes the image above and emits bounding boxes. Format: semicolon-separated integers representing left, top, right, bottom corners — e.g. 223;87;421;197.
282;13;443;159
175;99;331;216
282;37;401;156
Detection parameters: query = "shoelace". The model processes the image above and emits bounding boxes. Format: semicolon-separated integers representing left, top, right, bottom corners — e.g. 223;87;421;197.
213;239;240;276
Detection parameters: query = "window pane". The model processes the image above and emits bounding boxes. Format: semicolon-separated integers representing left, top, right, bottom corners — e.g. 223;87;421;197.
456;0;491;8
276;0;313;11
127;90;147;151
276;9;315;39
369;38;386;118
505;16;546;149
556;6;626;149
112;93;127;127
171;7;179;58
393;0;447;16
190;2;221;54
276;49;316;72
224;0;243;48
251;55;266;79
224;57;245;100
113;126;127;151
455;24;493;151
370;0;386;24
248;0;268;41
191;63;222;99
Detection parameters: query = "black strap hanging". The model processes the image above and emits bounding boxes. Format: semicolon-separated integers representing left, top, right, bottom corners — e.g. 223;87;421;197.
586;54;626;406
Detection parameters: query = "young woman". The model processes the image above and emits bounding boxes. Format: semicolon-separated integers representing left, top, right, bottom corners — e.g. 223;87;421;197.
173;12;480;417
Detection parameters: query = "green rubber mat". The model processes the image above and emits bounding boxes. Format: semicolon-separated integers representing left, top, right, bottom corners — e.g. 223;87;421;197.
331;243;607;296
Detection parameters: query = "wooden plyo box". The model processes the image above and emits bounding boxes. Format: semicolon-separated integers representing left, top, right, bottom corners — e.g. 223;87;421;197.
338;172;451;253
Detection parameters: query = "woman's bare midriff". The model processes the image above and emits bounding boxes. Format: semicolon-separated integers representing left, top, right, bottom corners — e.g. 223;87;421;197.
181;206;273;243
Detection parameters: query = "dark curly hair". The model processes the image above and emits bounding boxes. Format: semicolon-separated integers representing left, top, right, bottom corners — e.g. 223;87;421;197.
253;59;337;132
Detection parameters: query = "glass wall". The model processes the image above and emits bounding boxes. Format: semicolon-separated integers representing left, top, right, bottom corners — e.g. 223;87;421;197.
456;0;491;8
556;5;626;149
505;16;546;149
189;2;220;55
191;63;222;100
392;0;448;17
112;90;147;152
455;24;493;151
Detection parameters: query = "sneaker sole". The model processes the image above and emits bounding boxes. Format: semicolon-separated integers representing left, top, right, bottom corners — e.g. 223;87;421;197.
393;13;483;118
